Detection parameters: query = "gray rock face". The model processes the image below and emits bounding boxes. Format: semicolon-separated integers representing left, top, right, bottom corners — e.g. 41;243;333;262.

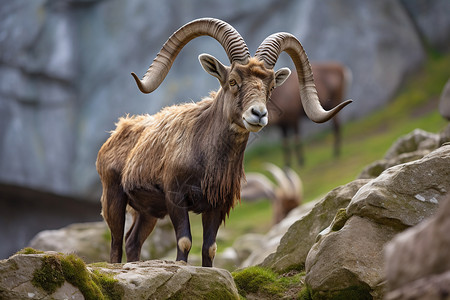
0;252;239;300
259;179;369;273
401;0;450;52
1;0;444;200
385;195;450;300
304;145;450;299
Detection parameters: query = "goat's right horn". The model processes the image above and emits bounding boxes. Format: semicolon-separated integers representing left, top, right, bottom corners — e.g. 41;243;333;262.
132;18;250;94
255;33;352;123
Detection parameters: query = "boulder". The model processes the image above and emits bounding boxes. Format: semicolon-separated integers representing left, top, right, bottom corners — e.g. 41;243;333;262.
306;216;397;299
358;127;449;179
439;79;450;120
259;179;369;273
304;145;450;299
348;145;450;228
384;195;450;300
0;252;239;300
29;216;176;263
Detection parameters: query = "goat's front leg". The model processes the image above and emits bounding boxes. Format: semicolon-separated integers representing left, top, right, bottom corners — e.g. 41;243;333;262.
167;193;192;263
201;209;223;267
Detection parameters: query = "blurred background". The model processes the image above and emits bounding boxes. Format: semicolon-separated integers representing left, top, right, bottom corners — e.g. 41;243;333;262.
1;0;449;260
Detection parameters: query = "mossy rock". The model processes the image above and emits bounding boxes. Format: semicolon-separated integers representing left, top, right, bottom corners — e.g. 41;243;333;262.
0;250;239;300
232;266;305;299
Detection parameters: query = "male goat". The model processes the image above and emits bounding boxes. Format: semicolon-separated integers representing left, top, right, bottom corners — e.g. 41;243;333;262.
96;18;351;267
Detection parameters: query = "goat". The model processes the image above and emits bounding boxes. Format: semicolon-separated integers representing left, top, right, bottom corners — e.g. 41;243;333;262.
96;18;351;267
241;163;303;224
268;62;352;166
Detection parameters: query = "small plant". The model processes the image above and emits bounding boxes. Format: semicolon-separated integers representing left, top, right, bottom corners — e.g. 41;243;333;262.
17;247;44;255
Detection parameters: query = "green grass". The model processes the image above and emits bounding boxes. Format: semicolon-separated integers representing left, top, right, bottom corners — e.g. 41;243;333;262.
188;51;450;262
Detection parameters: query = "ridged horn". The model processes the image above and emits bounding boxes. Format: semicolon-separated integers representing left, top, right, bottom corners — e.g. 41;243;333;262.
264;163;295;200
132;18;250;93
255;33;352;123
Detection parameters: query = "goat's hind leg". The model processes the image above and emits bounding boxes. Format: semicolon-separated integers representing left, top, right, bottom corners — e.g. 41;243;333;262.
125;212;157;262
101;181;128;263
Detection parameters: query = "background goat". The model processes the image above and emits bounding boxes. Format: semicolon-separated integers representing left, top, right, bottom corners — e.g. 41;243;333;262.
96;18;351;267
241;163;303;224
268;62;352;166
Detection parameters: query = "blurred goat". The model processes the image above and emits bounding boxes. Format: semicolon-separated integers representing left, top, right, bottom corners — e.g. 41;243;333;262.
241;163;303;224
268;62;352;166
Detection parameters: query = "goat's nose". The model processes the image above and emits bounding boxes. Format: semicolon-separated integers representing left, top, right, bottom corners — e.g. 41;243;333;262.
251;107;268;119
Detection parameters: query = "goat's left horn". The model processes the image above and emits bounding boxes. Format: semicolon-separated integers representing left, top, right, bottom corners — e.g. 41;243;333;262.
132;18;250;94
255;33;352;123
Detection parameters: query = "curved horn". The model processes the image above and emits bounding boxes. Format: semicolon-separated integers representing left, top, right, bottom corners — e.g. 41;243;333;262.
255;33;352;123
284;167;303;199
132;18;250;93
264;163;295;200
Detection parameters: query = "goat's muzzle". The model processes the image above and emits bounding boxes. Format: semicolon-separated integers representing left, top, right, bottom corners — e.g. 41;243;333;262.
243;105;268;132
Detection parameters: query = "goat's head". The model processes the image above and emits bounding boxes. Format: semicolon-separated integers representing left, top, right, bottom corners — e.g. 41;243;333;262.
198;54;290;132
131;18;351;130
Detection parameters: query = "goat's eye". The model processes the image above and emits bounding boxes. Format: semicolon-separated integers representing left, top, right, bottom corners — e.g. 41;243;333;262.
229;79;237;86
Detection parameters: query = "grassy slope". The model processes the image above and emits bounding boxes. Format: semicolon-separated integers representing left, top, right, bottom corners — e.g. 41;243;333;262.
189;52;450;256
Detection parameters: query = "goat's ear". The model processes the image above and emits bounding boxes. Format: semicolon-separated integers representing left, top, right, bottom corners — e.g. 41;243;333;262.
199;54;228;85
274;68;291;87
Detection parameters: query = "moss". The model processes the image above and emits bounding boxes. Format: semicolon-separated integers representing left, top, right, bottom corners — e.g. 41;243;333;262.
331;208;349;232
31;253;123;300
232;266;304;299
281;263;305;274
60;254;104;299
298;285;312;300
92;270;124;300
32;255;65;294
17;247;44;255
310;285;373;300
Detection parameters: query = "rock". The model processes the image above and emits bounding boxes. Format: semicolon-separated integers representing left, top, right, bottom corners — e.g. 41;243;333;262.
439;79;450;120
240;200;317;268
384;195;450;300
0;252;239;300
358;149;430;179
29;222;110;263
232;233;266;264
358;128;443;179
29;216;176;263
304;145;450;299
384;128;440;160
348;145;450;229
259;179;369;273
306;216;397;300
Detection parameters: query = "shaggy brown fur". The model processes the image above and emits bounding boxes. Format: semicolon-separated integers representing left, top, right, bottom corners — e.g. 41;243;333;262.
97;57;288;267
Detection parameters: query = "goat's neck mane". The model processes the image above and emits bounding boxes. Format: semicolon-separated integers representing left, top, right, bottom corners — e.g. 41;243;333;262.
197;89;249;220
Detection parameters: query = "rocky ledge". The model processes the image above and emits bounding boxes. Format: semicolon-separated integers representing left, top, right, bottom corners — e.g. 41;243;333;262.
0;251;239;300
